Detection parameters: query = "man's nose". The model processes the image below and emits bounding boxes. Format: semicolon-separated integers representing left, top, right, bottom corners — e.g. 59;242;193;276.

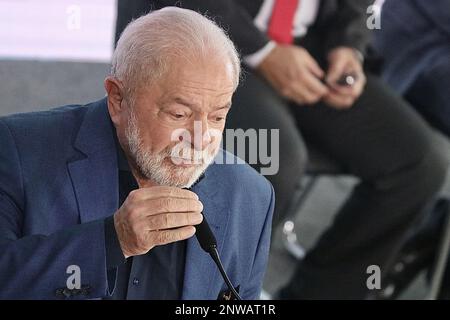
192;118;212;151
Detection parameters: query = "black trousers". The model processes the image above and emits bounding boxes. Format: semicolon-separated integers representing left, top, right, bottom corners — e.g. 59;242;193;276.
405;58;450;138
226;67;449;298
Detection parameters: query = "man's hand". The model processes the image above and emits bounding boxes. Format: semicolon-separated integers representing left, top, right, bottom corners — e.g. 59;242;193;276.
257;44;329;105
323;47;366;109
113;186;203;258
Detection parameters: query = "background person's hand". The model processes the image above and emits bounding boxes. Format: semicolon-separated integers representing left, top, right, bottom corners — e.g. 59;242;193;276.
113;186;204;258
323;47;366;109
257;44;329;105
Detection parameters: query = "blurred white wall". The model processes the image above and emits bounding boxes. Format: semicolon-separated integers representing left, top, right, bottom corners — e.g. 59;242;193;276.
0;0;116;62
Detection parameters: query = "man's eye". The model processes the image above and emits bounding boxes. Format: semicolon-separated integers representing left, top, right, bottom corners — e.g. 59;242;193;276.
215;117;225;122
172;113;185;119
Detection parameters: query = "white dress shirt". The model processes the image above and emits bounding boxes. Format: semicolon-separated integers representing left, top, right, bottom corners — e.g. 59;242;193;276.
244;0;321;68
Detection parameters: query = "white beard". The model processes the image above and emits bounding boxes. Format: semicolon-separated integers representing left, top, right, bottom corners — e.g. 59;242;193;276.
125;110;219;188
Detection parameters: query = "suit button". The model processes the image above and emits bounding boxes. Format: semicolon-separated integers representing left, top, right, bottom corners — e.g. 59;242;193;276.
62;288;72;297
132;277;139;285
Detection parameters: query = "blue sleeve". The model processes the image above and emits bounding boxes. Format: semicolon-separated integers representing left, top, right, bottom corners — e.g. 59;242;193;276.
0;119;114;299
241;182;275;300
104;215;126;269
414;0;450;37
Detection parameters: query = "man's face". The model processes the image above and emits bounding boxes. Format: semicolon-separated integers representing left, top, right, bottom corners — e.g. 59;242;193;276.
115;57;235;188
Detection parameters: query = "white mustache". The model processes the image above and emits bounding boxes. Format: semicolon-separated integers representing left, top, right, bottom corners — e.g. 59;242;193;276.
169;142;216;165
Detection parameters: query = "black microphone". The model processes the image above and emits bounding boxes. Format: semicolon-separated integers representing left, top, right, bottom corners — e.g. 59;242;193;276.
195;215;242;300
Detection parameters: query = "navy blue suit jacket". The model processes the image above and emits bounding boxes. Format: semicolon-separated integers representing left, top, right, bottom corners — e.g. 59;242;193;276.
0;98;274;299
374;0;450;94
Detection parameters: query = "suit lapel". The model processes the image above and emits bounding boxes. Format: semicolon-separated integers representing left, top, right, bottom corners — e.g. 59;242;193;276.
67;99;119;223
181;167;231;299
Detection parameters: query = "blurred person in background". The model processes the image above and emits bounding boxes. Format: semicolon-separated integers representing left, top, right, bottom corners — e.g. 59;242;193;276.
373;0;450;299
375;0;450;137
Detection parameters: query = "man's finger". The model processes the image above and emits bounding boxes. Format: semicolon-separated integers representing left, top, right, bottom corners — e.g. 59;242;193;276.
291;46;324;78
306;59;325;79
326;59;348;84
289;83;322;105
146;212;203;231
324;91;354;109
329;71;366;97
152;226;197;246
353;73;367;97
329;82;358;96
298;70;329;97
144;197;204;215
132;186;199;201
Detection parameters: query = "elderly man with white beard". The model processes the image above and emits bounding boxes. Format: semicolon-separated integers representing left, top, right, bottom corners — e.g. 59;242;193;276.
0;7;274;299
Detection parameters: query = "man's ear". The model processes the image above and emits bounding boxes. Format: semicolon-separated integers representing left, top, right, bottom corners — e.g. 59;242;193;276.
104;76;126;126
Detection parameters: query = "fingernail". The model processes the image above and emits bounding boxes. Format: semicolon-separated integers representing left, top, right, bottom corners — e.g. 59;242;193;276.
194;213;203;223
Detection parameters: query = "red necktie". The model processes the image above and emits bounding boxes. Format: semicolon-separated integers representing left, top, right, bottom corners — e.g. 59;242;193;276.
267;0;300;44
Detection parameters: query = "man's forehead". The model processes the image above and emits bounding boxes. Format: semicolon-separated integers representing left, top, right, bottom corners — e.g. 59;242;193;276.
132;59;235;108
173;96;232;109
156;79;234;102
157;94;232;112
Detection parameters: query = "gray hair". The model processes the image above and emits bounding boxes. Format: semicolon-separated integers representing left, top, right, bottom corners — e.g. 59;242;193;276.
111;7;241;99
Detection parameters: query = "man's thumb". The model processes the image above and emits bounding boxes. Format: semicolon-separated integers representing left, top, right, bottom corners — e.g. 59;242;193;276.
326;59;346;84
